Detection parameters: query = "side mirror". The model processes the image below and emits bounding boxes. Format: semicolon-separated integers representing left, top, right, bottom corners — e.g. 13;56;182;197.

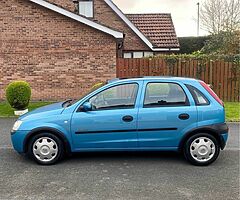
80;102;92;112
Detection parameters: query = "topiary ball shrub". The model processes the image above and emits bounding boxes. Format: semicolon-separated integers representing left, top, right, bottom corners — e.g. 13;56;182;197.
6;81;31;110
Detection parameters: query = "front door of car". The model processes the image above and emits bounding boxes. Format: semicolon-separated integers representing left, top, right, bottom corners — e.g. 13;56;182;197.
71;82;142;150
137;81;197;148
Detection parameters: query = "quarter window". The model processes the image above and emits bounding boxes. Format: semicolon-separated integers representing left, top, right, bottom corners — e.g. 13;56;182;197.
89;84;138;111
186;85;209;105
144;83;188;107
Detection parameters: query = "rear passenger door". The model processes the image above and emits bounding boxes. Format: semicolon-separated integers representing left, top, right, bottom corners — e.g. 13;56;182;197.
137;81;197;148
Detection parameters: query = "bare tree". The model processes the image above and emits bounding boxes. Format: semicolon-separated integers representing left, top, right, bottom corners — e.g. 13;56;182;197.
200;0;240;34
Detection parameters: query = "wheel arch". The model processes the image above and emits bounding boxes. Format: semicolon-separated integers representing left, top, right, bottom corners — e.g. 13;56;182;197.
178;127;225;152
23;127;71;154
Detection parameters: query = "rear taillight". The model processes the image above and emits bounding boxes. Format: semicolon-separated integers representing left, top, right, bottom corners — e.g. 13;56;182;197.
199;81;224;106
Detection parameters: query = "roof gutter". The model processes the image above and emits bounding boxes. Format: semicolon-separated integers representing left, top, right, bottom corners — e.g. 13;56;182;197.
153;48;180;51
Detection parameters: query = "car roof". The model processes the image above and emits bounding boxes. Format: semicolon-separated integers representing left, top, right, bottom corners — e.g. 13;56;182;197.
108;76;199;84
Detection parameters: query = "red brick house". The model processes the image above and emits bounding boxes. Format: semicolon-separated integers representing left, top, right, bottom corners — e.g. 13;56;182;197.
0;0;179;100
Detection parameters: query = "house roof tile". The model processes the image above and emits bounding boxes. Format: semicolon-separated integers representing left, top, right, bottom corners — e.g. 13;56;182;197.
126;13;180;49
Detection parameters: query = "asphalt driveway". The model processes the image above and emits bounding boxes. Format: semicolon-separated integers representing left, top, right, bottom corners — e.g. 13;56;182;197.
0;118;239;200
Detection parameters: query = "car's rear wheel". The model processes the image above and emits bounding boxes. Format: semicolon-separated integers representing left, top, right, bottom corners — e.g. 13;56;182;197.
184;133;220;166
28;133;64;165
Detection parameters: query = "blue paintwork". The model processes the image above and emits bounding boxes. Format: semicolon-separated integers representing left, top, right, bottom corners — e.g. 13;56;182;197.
11;77;228;154
222;133;228;143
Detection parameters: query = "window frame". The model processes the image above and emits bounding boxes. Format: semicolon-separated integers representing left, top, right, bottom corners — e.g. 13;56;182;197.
133;52;144;58
123;52;132;58
144;52;154;58
79;0;94;18
186;84;210;106
123;52;154;58
78;83;139;112
143;82;190;108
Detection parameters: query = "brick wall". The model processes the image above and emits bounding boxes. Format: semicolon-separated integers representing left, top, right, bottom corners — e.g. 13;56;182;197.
48;0;75;12
0;0;117;101
47;0;150;51
93;0;150;51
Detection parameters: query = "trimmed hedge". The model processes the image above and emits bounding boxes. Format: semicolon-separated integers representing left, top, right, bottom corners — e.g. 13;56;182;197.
178;36;209;54
6;81;31;110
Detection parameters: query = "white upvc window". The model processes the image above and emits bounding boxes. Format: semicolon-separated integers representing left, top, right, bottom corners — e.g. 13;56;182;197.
123;53;132;58
123;52;154;58
79;0;93;18
144;52;154;57
133;52;144;58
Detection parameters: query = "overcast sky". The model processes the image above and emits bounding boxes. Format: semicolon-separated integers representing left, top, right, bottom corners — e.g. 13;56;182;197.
113;0;208;37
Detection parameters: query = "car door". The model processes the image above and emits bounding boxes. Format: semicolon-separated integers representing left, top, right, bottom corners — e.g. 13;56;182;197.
137;81;197;148
71;81;142;150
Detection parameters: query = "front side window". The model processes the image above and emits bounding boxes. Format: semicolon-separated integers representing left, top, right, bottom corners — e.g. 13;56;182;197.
79;0;93;18
89;83;138;111
144;82;188;107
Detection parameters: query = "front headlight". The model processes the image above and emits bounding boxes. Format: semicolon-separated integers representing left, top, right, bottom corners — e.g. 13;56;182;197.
12;120;23;131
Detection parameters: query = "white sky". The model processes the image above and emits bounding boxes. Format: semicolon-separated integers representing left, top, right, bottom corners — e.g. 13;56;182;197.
113;0;208;37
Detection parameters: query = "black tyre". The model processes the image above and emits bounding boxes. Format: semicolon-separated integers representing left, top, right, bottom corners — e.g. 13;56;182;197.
27;133;64;165
183;133;220;166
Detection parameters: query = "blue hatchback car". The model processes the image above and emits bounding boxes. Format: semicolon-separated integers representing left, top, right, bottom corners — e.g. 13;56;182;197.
11;77;228;166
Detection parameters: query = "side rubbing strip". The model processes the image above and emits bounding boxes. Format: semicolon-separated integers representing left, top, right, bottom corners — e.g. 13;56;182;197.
75;128;177;134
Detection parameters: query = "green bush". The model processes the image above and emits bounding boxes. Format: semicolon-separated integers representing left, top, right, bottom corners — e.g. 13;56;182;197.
6;81;31;110
178;36;209;54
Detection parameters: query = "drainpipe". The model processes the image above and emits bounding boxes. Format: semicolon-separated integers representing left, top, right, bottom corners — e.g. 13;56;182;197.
116;37;124;58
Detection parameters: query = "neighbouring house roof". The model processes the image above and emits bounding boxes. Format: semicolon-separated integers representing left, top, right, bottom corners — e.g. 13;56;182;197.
29;0;124;39
126;14;180;50
104;0;179;51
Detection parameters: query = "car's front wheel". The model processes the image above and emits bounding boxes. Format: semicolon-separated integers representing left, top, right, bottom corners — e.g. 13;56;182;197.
184;133;220;166
28;133;64;165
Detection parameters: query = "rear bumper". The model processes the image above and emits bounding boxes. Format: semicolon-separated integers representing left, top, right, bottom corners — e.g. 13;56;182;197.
220;133;228;150
211;123;229;135
211;123;229;150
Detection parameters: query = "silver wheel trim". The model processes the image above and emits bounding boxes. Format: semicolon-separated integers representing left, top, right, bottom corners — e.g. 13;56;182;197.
33;137;58;162
190;137;216;162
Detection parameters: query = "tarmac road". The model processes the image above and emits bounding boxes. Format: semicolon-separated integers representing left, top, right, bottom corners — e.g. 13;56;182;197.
0;118;239;200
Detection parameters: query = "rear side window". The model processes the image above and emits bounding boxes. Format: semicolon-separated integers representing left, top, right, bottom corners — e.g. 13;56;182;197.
186;85;210;106
144;82;189;107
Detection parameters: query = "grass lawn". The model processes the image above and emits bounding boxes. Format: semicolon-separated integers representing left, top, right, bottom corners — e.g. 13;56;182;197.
224;102;240;122
0;102;53;117
0;101;239;122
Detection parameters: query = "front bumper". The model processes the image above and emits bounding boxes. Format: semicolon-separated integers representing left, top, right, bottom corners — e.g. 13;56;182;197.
11;130;29;153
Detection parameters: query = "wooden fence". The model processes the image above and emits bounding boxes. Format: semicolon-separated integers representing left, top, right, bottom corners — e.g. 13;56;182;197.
117;58;240;102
